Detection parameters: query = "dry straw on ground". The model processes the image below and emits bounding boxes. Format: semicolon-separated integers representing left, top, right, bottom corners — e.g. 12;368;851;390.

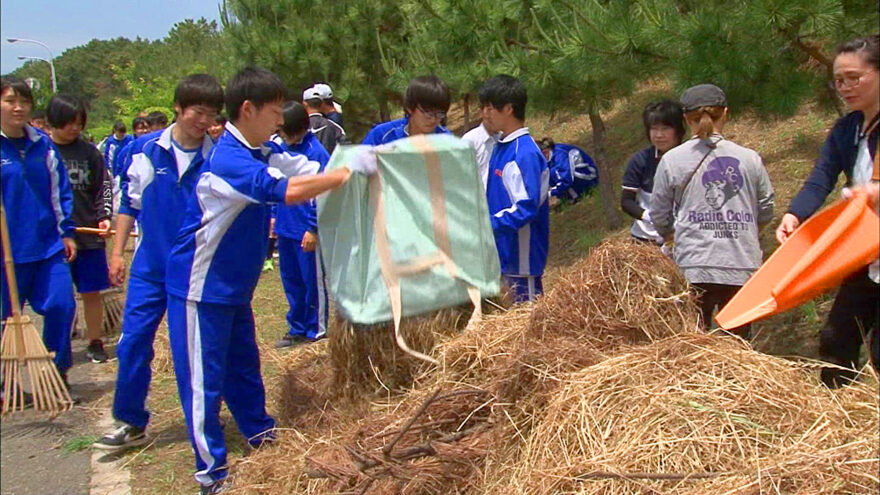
330;307;471;398
231;239;878;495
504;332;879;495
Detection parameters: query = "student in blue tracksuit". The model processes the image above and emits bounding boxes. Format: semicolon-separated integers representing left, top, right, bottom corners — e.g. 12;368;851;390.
112;117;150;179
93;74;225;452
537;138;599;206
103;120;133;176
163;66;370;494
479;75;550;303
361;75;451;145
265;102;331;348
0;76;77;389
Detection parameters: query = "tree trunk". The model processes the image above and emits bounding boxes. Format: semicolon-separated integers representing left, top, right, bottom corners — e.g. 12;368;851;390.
587;104;623;230
378;96;390;122
462;93;470;133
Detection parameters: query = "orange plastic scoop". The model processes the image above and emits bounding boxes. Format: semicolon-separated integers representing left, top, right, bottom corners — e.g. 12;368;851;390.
716;190;879;329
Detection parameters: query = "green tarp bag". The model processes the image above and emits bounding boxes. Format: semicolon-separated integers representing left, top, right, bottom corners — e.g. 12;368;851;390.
318;134;501;363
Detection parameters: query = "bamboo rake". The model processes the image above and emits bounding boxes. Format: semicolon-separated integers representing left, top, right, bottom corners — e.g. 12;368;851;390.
1;198;72;415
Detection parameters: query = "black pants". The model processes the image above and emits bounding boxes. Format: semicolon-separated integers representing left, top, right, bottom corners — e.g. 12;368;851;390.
266;237;277;260
819;268;880;387
692;283;751;339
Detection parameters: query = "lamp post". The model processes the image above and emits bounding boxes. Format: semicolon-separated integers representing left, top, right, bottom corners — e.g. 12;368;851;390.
17;56;53;92
8;38;57;93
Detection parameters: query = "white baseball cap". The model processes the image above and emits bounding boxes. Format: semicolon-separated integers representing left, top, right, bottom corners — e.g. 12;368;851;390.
302;85;322;100
313;83;333;99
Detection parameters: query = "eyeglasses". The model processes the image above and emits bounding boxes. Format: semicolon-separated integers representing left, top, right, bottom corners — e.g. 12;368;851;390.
417;107;446;120
832;72;873;89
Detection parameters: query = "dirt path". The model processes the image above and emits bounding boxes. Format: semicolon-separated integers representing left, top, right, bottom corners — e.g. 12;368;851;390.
1;310;126;495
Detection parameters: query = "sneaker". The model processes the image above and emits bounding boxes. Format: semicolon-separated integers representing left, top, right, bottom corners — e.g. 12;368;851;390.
199;479;228;494
86;340;109;363
262;260;274;272
274;334;308;349
93;423;149;451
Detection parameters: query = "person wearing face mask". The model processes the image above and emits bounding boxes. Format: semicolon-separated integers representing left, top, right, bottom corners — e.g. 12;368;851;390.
361;75;452;146
775;34;880;388
47;93;113;364
621;100;685;244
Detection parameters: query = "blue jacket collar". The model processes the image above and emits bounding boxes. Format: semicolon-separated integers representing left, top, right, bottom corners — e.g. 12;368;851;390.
156;124;214;158
1;124;41;143
498;127;530;144
225;121;259;150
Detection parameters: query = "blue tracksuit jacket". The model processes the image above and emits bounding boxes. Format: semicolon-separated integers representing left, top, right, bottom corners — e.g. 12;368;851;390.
166;122;318;304
119;125;212;282
548;143;598;200
104;134;133;175
361;116;450;145
1;125;75;263
485;128;550;277
264;132;329;240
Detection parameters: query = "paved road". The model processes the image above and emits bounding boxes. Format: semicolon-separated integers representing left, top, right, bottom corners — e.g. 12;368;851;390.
1;309;118;495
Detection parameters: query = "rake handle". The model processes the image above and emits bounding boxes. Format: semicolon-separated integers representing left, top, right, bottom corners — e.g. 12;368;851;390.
74;227;138;237
0;199;21;316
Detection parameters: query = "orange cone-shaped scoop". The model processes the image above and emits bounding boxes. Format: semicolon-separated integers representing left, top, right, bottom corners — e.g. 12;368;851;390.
716;190;879;329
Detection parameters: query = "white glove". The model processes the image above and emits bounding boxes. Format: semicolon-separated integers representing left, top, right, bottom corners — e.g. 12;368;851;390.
641;209;652;223
346;146;378;176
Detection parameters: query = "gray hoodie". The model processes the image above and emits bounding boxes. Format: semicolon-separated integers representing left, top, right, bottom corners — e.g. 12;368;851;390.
650;135;775;286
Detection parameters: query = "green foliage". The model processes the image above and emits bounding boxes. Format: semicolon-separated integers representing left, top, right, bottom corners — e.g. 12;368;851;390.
9;17;232;138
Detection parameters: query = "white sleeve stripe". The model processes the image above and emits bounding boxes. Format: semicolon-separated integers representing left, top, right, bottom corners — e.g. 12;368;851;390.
45;148;65;236
621;186;639;191
501;161;528;204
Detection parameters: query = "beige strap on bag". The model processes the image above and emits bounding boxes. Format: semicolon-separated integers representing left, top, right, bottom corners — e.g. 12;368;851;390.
367;136;483;365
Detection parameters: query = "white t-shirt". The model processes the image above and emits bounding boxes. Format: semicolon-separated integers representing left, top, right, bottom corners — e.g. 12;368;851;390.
853;137;879;283
172;141;198;178
462;123;497;191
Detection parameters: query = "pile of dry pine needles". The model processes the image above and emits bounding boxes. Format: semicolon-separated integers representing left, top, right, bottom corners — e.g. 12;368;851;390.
229;239;879;494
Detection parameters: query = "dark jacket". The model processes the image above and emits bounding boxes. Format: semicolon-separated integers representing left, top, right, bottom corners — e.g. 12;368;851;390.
788;111;878;221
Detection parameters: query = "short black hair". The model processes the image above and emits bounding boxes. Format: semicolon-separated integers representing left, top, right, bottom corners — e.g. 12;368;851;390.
304;98;323;109
403;75;450;113
175;73;224;112
113;119;126;133
47;94;88;128
30;109;46;120
537;137;555;151
321;98;335;106
225;66;288;121
837;34;880;70
478;75;527;121
146;111;169;127
280;101;310;136
214;114;227;125
1;76;33;104
132;116;148;129
642;99;685;141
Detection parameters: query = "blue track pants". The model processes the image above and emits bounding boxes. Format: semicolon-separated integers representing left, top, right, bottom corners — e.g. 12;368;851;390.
277;236;328;340
166;294;275;486
1;251;74;373
112;275;166;429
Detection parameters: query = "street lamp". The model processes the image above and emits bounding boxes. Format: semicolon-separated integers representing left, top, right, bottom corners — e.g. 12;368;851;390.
7;38;57;93
17;56;52;92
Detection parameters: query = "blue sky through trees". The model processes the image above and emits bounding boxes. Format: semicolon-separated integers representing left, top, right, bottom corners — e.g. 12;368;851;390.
1;0;221;74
